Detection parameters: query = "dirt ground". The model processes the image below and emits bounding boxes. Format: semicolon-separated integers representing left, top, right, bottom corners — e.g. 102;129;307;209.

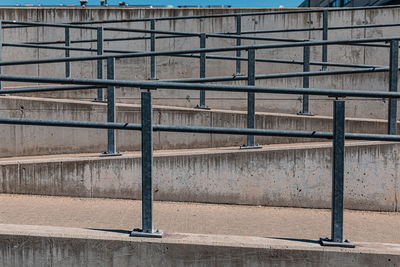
0;193;399;244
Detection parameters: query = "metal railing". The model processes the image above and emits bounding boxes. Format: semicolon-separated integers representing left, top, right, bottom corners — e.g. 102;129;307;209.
0;6;400;247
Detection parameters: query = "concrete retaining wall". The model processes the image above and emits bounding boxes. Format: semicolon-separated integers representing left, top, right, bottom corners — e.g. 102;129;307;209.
1;7;400;118
1;224;399;267
1;141;399;211
0;95;394;157
21;72;399;119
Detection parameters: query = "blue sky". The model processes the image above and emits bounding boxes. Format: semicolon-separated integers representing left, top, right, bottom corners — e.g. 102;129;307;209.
1;0;304;7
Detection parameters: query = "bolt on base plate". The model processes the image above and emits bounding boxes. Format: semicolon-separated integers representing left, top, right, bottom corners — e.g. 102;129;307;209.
92;99;107;103
320;238;355;248
130;228;163;238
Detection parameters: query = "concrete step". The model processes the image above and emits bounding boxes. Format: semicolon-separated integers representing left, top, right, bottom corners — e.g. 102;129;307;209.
0;141;398;211
0;95;395;157
2;223;399;266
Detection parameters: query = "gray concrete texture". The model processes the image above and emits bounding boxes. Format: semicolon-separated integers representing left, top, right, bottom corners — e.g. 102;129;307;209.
0;141;399;212
19;72;398;120
0;224;399;267
1;194;400;244
1;224;399;267
0;95;394;157
1;7;400;118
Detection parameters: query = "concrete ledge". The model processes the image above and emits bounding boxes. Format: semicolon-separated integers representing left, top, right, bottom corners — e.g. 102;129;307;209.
0;224;399;266
0;141;399;211
0;95;395;157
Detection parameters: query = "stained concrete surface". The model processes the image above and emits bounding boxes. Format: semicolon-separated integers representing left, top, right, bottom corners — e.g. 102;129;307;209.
0;95;396;157
1;224;400;267
0;141;399;211
0;193;399;244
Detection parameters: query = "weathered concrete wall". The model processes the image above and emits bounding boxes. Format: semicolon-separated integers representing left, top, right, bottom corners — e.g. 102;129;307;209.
21;72;398;119
1;224;399;267
0;95;393;157
1;7;400;118
0;141;398;211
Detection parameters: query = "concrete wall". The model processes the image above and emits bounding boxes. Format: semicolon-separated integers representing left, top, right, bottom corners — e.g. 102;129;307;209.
0;95;394;157
22;72;399;119
1;141;399;211
1;7;400;118
1;224;399;267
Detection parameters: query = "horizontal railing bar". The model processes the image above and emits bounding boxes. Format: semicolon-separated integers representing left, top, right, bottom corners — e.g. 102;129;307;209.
1;85;102;93
239;28;322;35
0;117;142;130
22;34;189;46
25;36;150;45
2;20;200;37
206;33;308;42
3;42;98;52
154;124;400;142
168;67;387;83
0;36;398;67
0;84;106;94
0;116;399;142
157;53;383;69
1;74;400;99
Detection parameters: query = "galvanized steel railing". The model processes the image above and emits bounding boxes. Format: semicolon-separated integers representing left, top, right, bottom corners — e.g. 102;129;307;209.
0;6;400;247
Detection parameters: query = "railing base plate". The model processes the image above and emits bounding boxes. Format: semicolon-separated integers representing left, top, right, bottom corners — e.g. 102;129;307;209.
195;104;211;110
240;144;262;150
297;112;314;116
99;152;123;157
320;238;355;248
92;99;107;103
130;228;163;238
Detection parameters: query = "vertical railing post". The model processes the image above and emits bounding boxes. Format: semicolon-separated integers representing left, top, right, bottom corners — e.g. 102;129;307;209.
0;21;3;90
196;33;209;109
298;45;313;116
241;49;261;149
131;91;163;238
64;27;70;79
320;100;354;248
388;40;398;135
94;27;105;102
322;10;328;71
236;15;242;75
150;19;156;80
101;57;121;157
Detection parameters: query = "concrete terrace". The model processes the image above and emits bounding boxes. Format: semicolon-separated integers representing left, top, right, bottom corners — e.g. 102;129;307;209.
0;5;400;266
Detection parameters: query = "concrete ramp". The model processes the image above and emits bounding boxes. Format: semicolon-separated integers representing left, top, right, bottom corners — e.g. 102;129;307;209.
0;95;394;157
0;224;398;266
1;141;399;211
